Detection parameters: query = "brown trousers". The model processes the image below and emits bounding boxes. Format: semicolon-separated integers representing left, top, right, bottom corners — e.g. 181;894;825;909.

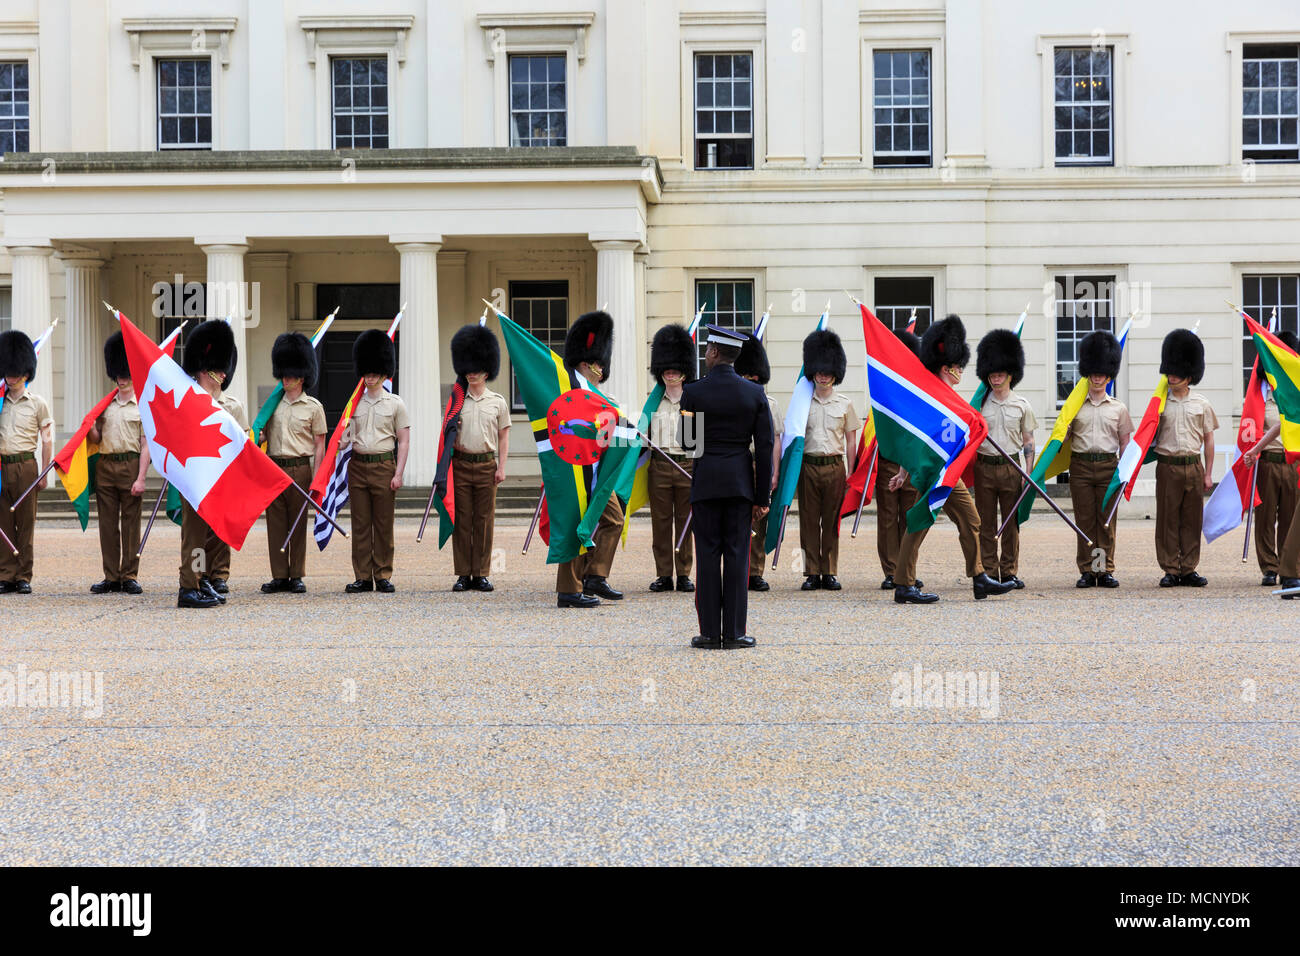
1155;461;1205;575
349;456;397;581
1069;455;1118;574
895;481;982;587
556;494;623;593
95;455;143;582
179;498;226;590
265;461;313;579
649;455;693;577
975;458;1023;578
1280;497;1300;578
451;455;498;577
1254;458;1299;575
750;510;768;573
0;457;38;584
875;458;918;578
797;459;846;575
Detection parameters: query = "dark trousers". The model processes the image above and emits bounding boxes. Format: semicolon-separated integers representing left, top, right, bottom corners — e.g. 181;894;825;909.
1255;459;1299;575
451;455;498;577
349;456;397;581
0;457;38;583
95;455;143;582
875;458;917;577
649;455;693;577
1155;461;1205;574
265;461;313;579
692;496;753;642
179;498;225;590
556;494;623;593
1069;455;1119;574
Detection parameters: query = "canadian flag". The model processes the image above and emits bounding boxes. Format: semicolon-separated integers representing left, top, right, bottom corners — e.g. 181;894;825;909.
117;310;290;549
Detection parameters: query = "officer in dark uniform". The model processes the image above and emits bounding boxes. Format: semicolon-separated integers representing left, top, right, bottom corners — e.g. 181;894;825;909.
679;325;775;649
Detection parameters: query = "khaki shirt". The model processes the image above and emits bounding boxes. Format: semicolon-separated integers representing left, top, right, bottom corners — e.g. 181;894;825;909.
1264;397;1285;452
266;392;327;459
97;392;143;454
455;388;511;455
768;394;783;441
347;389;410;455
650;392;686;454
0;390;54;455
1068;393;1132;454
804;389;860;456
1155;391;1219;457
218;393;249;431
979;391;1038;456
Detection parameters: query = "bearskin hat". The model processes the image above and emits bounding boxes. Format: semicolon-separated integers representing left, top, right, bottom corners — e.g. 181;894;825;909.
450;324;501;381
894;328;922;357
564;310;614;382
1160;328;1205;385
735;334;771;384
975;329;1026;390
0;330;37;383
649;323;696;384
1276;329;1299;354
1077;330;1122;380
182;319;235;380
104;331;131;381
803;329;847;385
353;328;396;379
270;332;318;389
919;315;970;375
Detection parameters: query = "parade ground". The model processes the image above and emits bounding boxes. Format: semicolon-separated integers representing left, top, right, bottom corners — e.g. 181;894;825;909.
1;512;1295;866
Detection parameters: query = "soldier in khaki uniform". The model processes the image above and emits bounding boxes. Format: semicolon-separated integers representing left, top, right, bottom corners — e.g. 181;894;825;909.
345;329;410;594
449;323;510;593
891;316;1015;605
177;320;241;608
646;323;696;594
736;333;780;591
797;329;859;591
88;332;151;595
261;332;327;594
1154;329;1218;588
875;329;922;590
1065;331;1132;588
973;329;1037;588
0;330;53;595
556;310;624;608
1252;329;1300;586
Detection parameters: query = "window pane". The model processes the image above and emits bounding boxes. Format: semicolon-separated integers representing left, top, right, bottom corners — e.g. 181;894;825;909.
696;54;713;79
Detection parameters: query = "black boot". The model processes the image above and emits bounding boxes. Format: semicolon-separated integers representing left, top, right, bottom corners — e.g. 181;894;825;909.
452;575;471;592
200;576;226;604
178;587;220;609
583;576;623;600
894;584;939;605
972;572;1014;600
748;576;770;592
648;576;673;592
1280;577;1300;599
558;591;600;608
676;575;695;593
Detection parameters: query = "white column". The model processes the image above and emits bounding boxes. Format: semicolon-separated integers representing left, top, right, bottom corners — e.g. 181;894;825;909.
8;245;55;410
57;252;106;425
392;237;442;486
197;239;249;411
592;238;640;415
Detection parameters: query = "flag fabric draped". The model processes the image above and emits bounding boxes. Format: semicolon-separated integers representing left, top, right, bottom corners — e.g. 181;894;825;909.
429;378;466;548
860;304;988;533
1102;376;1167;514
764;308;830;553
839;416;878;518
53;325;184;530
116;310;289;550
1245;315;1300;456
249;311;336;446
1014;377;1087;525
1204;318;1272;542
498;311;641;564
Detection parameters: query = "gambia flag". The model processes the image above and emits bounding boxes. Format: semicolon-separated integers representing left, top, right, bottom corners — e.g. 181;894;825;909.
764;307;830;553
860;304;987;532
1101;375;1167;514
498;311;641;565
54;325;185;530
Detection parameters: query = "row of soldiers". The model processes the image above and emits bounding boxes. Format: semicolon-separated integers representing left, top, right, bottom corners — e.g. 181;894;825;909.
1;314;1298;605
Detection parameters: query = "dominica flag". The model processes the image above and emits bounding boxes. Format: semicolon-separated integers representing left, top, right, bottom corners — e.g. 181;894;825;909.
249;309;337;447
970;304;1029;410
860;304;988;532
498;310;641;565
1017;315;1134;525
308;310;402;550
764;305;830;553
53;323;184;530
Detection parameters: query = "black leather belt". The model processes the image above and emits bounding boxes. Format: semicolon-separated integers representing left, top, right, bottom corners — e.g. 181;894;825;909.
272;455;311;467
1157;454;1201;466
353;451;395;463
1073;452;1117;462
977;453;1020;466
803;454;842;466
0;452;34;464
102;452;140;462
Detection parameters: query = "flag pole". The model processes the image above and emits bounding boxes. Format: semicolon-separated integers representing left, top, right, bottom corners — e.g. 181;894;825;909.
522;487;546;555
985;435;1091;544
137;480;169;557
0;518;16;555
1242;460;1259;563
997;479;1036;539
9;460;56;511
850;446;878;538
281;497;311;553
771;504;789;570
675;511;693;551
287;479;348;538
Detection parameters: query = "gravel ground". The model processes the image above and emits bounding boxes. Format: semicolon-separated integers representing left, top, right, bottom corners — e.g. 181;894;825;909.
1;512;1296;865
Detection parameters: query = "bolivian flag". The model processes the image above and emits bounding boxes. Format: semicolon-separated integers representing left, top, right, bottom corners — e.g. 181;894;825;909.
498;311;641;565
53;392;115;530
1247;315;1300;456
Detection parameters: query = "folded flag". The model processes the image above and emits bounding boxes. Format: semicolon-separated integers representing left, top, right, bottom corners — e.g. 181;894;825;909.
839;414;878;519
860;303;988;533
1101;376;1167;515
116;309;289;550
1205;314;1271;542
1245;315;1300;455
430;377;466;549
1016;377;1088;525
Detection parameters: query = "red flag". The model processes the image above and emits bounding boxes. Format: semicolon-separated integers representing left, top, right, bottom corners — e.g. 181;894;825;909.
839;431;878;518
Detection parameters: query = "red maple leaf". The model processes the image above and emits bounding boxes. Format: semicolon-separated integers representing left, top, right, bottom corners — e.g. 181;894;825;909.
149;386;232;470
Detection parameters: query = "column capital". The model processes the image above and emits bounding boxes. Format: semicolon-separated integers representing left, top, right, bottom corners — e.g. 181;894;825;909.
390;235;444;253
5;243;54;258
589;236;640;251
195;238;249;253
